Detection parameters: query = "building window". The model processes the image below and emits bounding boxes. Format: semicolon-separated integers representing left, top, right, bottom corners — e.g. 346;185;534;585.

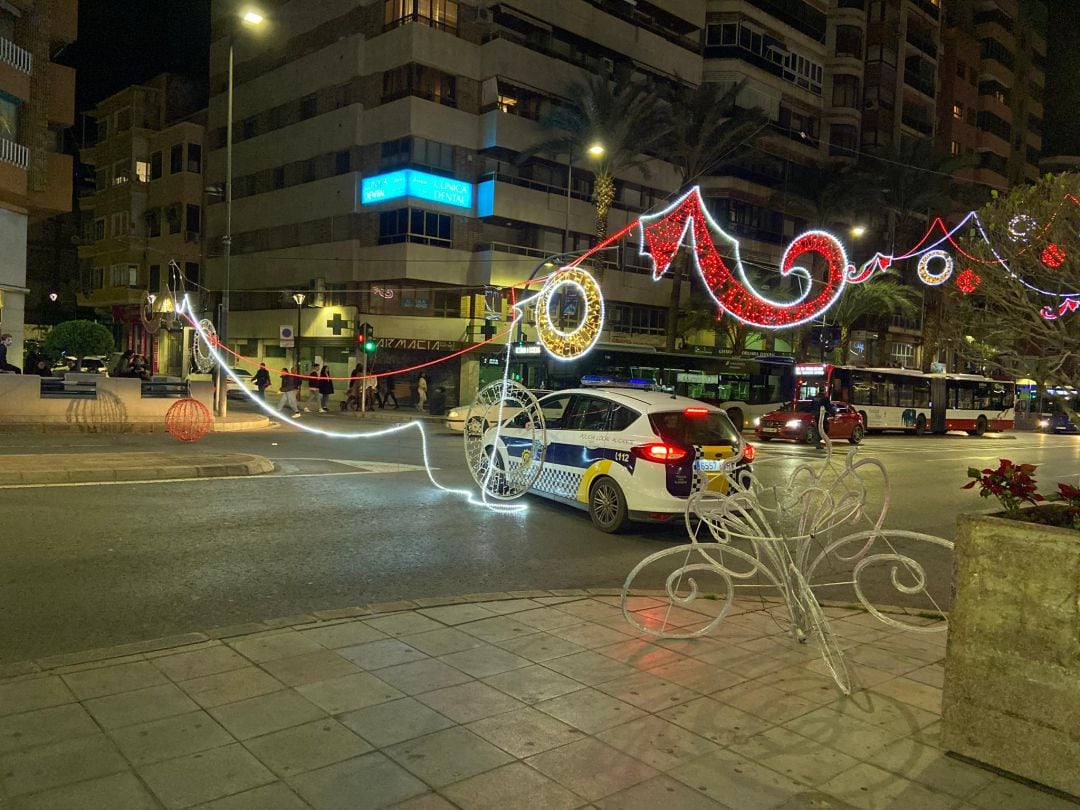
114;108;132;132
829;124;859;157
378;208;452;247
90;267;104;289
149;265;160;290
169;144;182;174
832;75;860;108
609;303;668;335
166;204;182;235
299;95;317;120
135;160;151;183
150;151;162;179
382;63;457;107
890;342;915;367
952;102;963;119
110;264;138;287
835;25;863;59
432;290;462;318
110;211;130;236
0;95;20;139
145;208;161;238
950;140;961;155
184;262;200;286
186;204;201;235
112;160;130;185
335;149;351;174
186;143;202;173
384;0;458;33
93;218;105;241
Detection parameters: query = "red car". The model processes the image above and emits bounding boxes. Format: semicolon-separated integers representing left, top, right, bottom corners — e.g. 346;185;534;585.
755;400;865;445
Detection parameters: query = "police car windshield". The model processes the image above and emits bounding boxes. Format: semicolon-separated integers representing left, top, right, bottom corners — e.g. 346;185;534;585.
649;411;740;446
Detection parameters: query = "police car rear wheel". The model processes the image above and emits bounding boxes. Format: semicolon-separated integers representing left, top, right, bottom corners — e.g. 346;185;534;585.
589;477;629;533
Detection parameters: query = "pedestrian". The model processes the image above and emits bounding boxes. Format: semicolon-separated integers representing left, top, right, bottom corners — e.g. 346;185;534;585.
277;367;301;418
253;363;271;400
303;363;321;412
417;372;428;410
317;365;335;412
34;359;52;377
810;388;833;448
0;334;21;373
382;372;398;408
111;350;133;377
130;354;150;380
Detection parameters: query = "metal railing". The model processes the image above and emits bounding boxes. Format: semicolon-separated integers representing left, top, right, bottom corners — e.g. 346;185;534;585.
0;36;32;73
0;138;30;170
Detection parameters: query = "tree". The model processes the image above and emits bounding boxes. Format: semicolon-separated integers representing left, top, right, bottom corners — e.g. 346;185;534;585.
662;81;768;350
527;73;669;240
43;320;114;369
769;163;879;234
825;277;920;362
945;172;1080;393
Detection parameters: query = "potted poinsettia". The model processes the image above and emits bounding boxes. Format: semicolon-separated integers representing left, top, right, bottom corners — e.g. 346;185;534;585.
943;460;1080;797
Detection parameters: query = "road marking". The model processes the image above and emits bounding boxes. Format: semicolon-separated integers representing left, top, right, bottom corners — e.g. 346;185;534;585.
0;464;432;490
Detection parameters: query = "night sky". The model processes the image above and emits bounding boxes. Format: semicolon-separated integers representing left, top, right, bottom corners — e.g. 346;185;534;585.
57;0;1079;155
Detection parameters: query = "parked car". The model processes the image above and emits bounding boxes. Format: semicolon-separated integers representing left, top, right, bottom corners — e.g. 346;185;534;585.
481;386;752;533
446;390;550;432
51;356;109;375
755;400;865;445
225;367;260;397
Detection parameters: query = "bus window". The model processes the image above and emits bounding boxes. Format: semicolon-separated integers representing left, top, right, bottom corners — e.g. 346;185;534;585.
871;374;888;406
914;380;930;408
898;383;914;407
957;383;974;410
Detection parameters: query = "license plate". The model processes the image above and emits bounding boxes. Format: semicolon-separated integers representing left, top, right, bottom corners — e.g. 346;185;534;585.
694;459;723;472
761;427;778;433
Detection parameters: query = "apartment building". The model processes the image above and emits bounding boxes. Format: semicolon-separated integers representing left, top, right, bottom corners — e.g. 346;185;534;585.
0;0;76;369
937;0;1046;188
77;74;206;375
205;0;713;403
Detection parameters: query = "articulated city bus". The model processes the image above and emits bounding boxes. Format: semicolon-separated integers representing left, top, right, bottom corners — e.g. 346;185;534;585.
794;364;1015;435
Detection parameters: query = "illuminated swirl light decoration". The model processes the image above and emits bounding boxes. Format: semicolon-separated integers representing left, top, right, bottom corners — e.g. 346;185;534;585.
532;266;605;360
621;416;952;695
1007;213;1038;243
180;297;527;515
916;250;954;286
192;318;218;372
464;380;546;499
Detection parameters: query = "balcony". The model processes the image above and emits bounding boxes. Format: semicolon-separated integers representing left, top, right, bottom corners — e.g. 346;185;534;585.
0;137;29;170
0;37;32;74
903;72;935;98
906;30;937;60
901;114;933;135
910;0;940;20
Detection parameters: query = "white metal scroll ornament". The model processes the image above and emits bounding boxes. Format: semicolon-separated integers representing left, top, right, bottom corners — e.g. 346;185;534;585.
621;419;952;695
464;380;546;500
192;318;218;373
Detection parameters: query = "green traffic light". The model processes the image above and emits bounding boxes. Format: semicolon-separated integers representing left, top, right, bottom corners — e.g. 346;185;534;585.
363;340;376;353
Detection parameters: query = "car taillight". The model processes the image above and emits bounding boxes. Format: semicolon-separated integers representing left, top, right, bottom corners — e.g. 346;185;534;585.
683;407;709;417
742;443;756;462
634;443;689;464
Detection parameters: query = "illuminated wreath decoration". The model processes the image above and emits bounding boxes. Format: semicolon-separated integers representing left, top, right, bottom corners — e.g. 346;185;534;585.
534;267;604;360
464;380;546;500
1007;214;1038;243
916;250;954;286
193;318;218;373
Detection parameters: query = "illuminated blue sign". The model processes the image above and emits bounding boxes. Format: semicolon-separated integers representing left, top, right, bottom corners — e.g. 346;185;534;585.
361;169;473;209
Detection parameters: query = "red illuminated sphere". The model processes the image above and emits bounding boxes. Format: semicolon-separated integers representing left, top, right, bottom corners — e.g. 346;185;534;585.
956;268;982;294
1041;243;1066;268
165;398;213;442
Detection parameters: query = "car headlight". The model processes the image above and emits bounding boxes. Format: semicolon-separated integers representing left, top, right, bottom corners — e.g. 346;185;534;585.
785;419;803;429
752;417;761;427
447;410;461;420
1038;419;1049;428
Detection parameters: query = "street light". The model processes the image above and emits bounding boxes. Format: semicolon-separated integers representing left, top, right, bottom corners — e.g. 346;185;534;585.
214;6;267;418
850;225;867;238
292;292;305;369
564;142;604;253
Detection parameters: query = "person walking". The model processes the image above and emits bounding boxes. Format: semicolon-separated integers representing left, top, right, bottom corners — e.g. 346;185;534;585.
810;388;832;448
0;334;22;374
253;363;271;400
277;367;301;418
417;372;428;410
381;373;398;408
318;365;335;412
303;363;321;412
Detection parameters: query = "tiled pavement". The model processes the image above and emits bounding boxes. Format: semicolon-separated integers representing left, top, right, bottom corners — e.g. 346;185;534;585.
0;592;1075;810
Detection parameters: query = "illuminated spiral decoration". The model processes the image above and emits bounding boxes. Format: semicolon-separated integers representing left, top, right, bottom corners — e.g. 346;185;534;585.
535;267;604;360
464;380;546;500
1007;214;1038;243
916;250;954;286
193;318;218;373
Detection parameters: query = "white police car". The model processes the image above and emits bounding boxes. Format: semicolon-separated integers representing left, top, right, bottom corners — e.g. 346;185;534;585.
482;382;753;533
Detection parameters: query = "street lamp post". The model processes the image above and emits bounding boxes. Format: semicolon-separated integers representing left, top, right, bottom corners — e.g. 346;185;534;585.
214;8;266;418
562;143;604;254
292;292;305;369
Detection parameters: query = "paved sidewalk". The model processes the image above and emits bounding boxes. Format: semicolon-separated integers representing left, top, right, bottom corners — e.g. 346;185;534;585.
1;593;1073;810
0;452;274;485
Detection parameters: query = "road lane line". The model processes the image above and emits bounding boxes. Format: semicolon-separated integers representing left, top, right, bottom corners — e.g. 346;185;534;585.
0;466;433;490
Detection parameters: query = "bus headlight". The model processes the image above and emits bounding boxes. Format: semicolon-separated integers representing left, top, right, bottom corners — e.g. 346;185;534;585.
752;417;761;427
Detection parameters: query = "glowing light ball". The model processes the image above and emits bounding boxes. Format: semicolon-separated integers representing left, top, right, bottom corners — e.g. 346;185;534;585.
956;268;982;294
166;398;213;442
1041;243;1066;268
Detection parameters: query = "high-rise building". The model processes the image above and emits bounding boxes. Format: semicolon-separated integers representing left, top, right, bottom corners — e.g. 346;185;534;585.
938;0;1046;188
77;74;206;374
0;0;76;369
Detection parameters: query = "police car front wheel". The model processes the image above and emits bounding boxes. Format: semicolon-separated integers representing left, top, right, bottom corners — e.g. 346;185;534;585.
589;477;630;534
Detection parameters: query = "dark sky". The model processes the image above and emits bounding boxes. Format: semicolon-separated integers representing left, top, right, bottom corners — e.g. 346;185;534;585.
59;0;211;114
57;0;1079;156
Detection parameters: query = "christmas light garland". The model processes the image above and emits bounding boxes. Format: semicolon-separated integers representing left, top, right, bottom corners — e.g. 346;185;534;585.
916;250;954;286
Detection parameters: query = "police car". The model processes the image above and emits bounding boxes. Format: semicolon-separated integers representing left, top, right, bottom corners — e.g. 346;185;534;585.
482;380;753;533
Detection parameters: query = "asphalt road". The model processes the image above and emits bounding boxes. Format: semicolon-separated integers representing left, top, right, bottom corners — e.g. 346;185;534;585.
1;410;1077;662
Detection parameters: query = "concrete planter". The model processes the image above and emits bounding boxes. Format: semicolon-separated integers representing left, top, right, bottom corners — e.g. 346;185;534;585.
942;512;1080;797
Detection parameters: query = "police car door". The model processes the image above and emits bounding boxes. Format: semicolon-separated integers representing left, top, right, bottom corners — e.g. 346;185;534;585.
540;394;614;501
528;393;575;496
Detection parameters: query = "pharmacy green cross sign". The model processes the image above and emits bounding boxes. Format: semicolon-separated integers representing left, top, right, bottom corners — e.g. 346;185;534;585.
326;313;350;335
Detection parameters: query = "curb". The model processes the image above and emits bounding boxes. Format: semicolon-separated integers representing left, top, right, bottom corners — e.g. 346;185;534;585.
0;589;946;682
212;416;274;432
0;452;275;486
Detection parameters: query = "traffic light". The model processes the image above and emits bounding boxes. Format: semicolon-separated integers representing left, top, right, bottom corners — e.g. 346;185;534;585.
358;322;376;353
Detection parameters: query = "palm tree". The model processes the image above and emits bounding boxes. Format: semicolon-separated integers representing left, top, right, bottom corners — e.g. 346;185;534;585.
526;73;669;240
662;80;768;350
826;278;920;363
769;163;879;233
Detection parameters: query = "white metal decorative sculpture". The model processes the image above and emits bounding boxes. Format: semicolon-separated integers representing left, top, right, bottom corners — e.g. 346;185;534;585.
621;419;952;694
465;380;546;500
